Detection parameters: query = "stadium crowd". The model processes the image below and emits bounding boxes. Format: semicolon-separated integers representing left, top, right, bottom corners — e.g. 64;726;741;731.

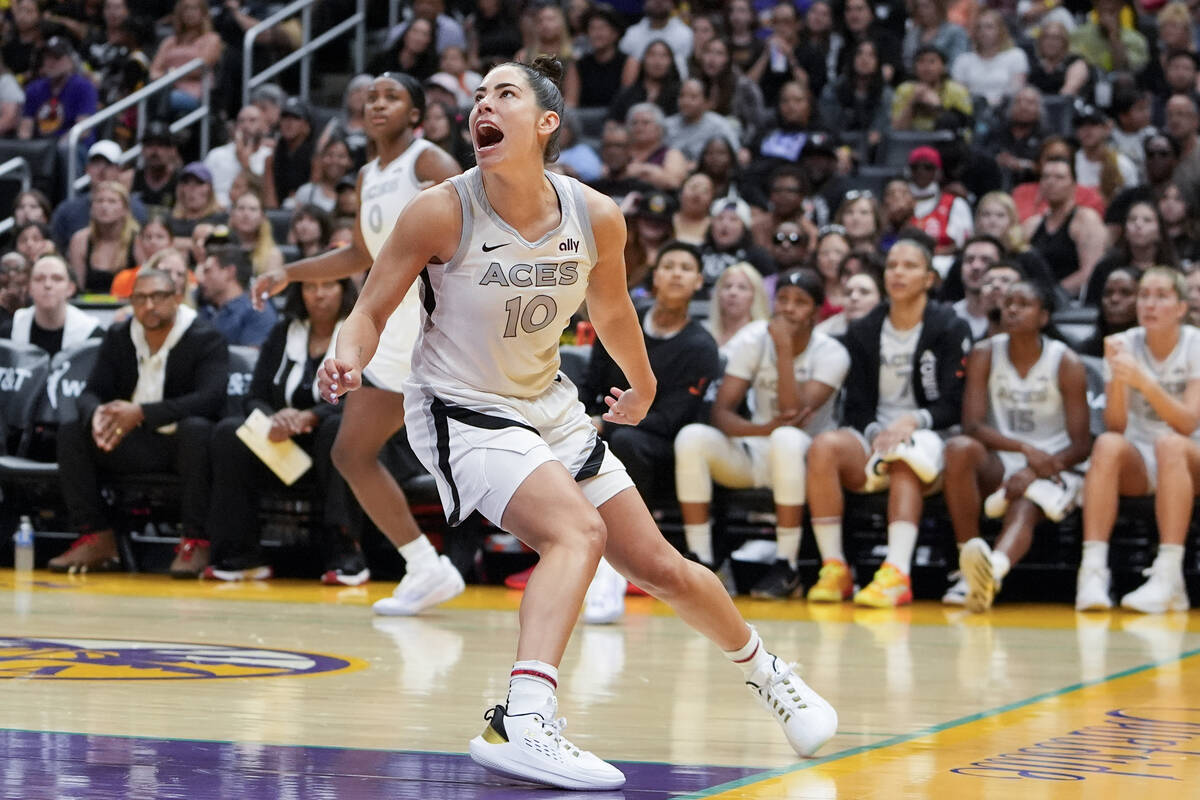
2;0;1200;616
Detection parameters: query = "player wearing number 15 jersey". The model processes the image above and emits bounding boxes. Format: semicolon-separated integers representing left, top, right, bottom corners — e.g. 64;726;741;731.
320;57;836;791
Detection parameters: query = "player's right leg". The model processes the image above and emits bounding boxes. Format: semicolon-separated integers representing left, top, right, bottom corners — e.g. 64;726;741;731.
1078;433;1151;611
805;430;869;603
941;436;1003;607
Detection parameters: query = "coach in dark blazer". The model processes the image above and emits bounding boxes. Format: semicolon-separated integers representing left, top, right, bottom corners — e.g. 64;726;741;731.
50;268;228;573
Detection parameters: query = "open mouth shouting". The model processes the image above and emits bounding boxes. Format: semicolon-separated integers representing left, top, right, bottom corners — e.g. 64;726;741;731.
474;120;504;154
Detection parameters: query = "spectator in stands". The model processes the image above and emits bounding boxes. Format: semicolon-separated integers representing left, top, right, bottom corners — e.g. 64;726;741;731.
588;123;653;207
547;112;599;183
952;235;1005;340
213;5;299;119
1012;136;1105;222
109;215;174;299
1070;0;1148;75
0;254;100;354
814;255;884;336
14;222;55;266
149;246;197;308
951;9;1028;109
1073;104;1136;204
289;137;352;214
260;97;313;207
625;190;677;292
13;190;51;227
891;45;972;132
672;172;714;244
665;77;740;163
835;191;882;254
0;252;29;327
382;0;466;57
805;238;972;607
968;191;1057;299
582;241;718;502
981;86;1046;188
609;39;682;124
811;225;851;320
1106;86;1154;182
333;176;358;218
1024;157;1107;297
50;140;146;251
250;83;286;134
902;0;968;74
1076;267;1137;357
48;267;226;573
288;204;332;260
149;0;222;116
908;146;973;265
1160;182;1200;268
89;16;152;145
818;39;893;150
196;241;276;346
695;135;762;210
839;0;902;83
1085;200;1178;306
751;80;819;168
205;277;363;583
1142;3;1196;104
675;269;850;594
229;190;283;276
1187;267;1200;326
1165;94;1200;211
420;99;474;169
515;1;574;67
316;74;371;170
371;16;440;79
943;279;1090;611
132;121;180;211
168;162;226;246
1025;21;1088;99
623;102;688;191
67;181;140;295
619;0;691;79
205;104;273;210
684;12;723;78
745;1;809;109
723;0;761;73
881;178;916;250
429;47;481;112
695;36;766;148
0;51;23;137
564;4;636;109
3;0;47;84
1077;268;1196;614
704;260;770;350
19;36;97;143
700;199;773;296
466;0;522;71
1107;135;1176;241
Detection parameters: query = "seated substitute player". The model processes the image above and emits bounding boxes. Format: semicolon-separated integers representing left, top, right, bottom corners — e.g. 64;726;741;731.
941;280;1091;612
805;238;973;607
1077;267;1199;614
674;269;850;598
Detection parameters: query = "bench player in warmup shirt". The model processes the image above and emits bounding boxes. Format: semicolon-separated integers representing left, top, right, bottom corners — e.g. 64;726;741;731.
941;280;1091;612
1077;267;1199;614
674;269;850;598
318;57;837;791
254;73;468;603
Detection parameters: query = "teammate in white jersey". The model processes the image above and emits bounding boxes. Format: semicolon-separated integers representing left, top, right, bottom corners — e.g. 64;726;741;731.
941;281;1091;612
318;57;836;791
1078;267;1200;614
253;74;466;605
674;270;850;598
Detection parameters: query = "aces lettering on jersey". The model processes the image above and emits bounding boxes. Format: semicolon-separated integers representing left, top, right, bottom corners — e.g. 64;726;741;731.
479;259;580;338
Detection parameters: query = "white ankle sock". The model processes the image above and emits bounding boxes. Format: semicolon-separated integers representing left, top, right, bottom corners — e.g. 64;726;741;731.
398;535;438;570
1081;541;1108;571
725;627;773;680
992;551;1011;581
776;527;801;568
812;518;845;564
507;659;558;716
886;521;918;575
684;523;713;565
1155;543;1185;571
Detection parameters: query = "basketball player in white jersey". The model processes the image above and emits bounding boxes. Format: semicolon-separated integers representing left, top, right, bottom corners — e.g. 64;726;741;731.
318;57;836;791
674;270;850;598
1078;267;1200;614
941;281;1091;612
252;74;466;605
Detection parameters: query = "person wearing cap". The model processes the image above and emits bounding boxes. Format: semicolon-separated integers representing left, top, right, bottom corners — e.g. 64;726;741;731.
422;73;462;114
133;122;181;210
908;146;973;267
700;199;773;298
664;77;740;162
1073;103;1137;202
148;0;223;115
19;36;98;142
168;162;227;246
0;41;23;137
890;44;972;132
49;139;149;252
269;97;315;205
204;104;273;209
1069;0;1148;73
564;3;638;109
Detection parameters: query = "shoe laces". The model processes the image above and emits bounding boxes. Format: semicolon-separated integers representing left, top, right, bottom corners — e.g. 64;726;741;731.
749;658;809;712
501;707;580;757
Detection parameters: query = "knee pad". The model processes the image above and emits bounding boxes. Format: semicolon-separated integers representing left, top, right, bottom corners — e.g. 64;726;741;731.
768;427;810;507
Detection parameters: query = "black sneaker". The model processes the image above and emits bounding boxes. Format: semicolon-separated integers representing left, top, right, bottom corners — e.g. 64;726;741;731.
322;548;370;586
750;559;802;599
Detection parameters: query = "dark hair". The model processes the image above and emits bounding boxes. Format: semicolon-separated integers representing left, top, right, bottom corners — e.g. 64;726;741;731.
839;249;884;286
837;38;885;111
14;221;53;247
13;188;51;221
1147;132;1182;159
776;266;825;306
1042;154;1076;182
1118;200;1178;269
655;240;703;268
501;55;566;162
281;276;359;321
290;204;334;247
891;231;935;269
206;243;254;289
914;44;947;64
984;258;1026;279
963;233;1007;257
768;164;805;190
378;71;426;122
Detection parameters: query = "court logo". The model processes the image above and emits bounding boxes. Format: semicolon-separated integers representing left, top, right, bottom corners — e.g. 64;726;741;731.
0;637;364;680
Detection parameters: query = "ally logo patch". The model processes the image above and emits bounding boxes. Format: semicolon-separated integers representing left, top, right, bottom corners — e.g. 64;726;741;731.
0;637;364;680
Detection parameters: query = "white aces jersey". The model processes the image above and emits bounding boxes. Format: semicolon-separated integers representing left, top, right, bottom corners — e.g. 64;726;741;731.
410;168;596;399
1105;325;1200;445
986;334;1071;455
356;138;438;388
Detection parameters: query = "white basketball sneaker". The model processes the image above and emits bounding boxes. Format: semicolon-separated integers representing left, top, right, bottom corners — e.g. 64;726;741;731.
468;698;626;790
941;571;968;606
746;655;838;757
1120;564;1190;614
582;557;626;625
960;538;999;613
373;555;465;616
1075;565;1113;611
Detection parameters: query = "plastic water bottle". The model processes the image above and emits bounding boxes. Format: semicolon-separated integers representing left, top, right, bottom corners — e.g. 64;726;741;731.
13;516;34;574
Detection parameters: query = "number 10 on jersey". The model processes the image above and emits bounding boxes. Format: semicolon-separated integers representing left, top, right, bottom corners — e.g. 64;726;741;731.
503;294;558;337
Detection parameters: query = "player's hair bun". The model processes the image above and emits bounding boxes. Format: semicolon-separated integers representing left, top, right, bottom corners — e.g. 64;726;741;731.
529;55;565;91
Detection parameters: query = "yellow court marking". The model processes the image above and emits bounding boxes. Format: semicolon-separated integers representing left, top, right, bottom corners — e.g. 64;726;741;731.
692;649;1200;800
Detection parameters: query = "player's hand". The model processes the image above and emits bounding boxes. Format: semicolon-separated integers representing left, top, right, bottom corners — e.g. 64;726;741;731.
269;408;314;441
252;268;289;311
317;357;361;405
873;417;918;455
1022;446;1058;478
769;407;811;430
1004;467;1036;501
602;386;651;426
767;316;798;351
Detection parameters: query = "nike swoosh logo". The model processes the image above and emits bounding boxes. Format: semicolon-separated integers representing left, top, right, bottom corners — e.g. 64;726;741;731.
482;242;508;252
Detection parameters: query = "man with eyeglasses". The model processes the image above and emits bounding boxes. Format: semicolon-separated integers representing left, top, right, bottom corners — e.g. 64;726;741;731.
49;268;228;573
756;165;819;251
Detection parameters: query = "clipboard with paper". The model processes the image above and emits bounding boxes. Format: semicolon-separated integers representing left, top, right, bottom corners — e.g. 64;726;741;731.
235;409;313;485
